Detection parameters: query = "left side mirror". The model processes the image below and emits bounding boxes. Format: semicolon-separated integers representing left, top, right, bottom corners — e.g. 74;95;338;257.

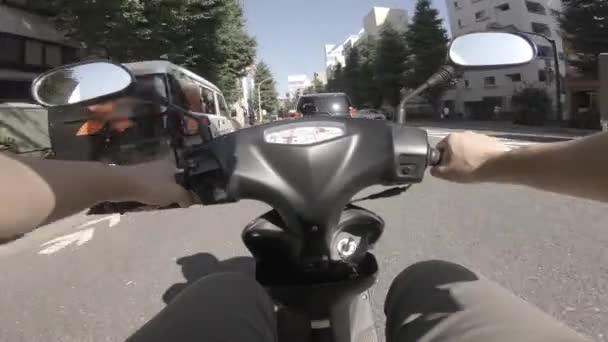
448;32;537;68
32;60;134;107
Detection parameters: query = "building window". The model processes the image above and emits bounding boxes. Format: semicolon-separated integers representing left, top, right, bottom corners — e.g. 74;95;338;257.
201;87;217;114
531;22;551;36
458;19;465;28
464;79;471;88
45;45;62;67
526;1;546;14
538;69;547;82
0;35;23;64
537;45;553;58
454;1;461;9
475;10;488;21
506;73;522;82
484;76;496;87
496;3;510;11
24;40;43;66
217;95;229;117
558;52;565;60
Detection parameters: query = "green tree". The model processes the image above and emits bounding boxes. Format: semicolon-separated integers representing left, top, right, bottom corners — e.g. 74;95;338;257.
343;46;363;106
357;37;381;108
560;0;608;77
512;86;551;126
375;24;408;110
404;0;449;113
49;0;256;104
326;63;346;93
253;61;278;114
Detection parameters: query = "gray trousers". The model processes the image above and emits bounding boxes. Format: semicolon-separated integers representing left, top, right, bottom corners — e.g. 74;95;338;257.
127;260;589;342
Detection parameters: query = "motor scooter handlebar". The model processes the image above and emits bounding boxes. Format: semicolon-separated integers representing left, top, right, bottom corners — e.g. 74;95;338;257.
179;120;436;209
428;147;443;166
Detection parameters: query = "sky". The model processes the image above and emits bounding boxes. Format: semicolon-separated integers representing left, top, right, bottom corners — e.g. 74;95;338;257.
243;0;450;95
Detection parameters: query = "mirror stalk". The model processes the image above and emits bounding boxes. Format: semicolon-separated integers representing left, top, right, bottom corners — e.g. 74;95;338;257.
396;65;455;125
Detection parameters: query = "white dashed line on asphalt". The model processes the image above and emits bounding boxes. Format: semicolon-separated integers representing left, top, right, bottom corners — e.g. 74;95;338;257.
425;129;538;149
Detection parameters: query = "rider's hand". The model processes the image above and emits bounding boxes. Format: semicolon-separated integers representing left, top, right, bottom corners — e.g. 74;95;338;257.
119;159;193;207
430;132;510;183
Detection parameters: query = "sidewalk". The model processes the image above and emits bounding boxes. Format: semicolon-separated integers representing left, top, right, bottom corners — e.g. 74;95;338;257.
408;119;597;139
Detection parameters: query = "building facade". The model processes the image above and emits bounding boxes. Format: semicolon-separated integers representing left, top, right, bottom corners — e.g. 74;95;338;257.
324;7;409;75
0;0;80;102
443;0;566;120
287;74;311;99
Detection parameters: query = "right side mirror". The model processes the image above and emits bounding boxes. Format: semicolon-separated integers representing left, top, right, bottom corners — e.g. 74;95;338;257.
448;32;537;68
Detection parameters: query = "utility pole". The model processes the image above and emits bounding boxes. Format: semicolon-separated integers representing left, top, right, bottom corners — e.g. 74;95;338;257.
257;77;272;123
599;54;608;131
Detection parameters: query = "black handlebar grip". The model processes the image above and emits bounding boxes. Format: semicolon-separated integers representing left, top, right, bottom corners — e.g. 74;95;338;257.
428;147;443;166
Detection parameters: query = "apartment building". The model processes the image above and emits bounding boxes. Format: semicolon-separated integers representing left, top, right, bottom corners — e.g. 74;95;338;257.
0;0;80;102
325;7;409;75
287;74;311;99
444;0;566;119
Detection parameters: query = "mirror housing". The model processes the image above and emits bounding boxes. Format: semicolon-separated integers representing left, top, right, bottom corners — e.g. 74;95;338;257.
32;60;135;107
396;31;537;124
447;32;537;69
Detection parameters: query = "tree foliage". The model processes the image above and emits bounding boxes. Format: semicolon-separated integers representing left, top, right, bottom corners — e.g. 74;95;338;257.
253;61;278;113
49;0;256;103
404;0;449;112
326;63;345;93
512;87;551;126
375;25;408;109
357;38;381;108
560;0;608;77
325;0;448;112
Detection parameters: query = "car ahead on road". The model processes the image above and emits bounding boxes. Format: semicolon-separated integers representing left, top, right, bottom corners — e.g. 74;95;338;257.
358;108;386;120
281;110;301;120
296;93;357;118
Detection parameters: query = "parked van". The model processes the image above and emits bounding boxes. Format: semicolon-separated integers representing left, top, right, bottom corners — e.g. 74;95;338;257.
47;60;239;164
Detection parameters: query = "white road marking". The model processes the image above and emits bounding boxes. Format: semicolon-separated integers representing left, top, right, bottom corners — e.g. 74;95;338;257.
39;228;95;255
38;214;121;255
80;214;121;228
425;129;538;150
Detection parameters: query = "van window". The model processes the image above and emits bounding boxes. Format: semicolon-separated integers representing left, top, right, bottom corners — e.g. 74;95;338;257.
218;94;229;117
201;87;217;114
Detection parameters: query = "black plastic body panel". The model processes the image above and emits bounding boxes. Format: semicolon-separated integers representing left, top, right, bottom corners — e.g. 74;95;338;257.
185;118;428;263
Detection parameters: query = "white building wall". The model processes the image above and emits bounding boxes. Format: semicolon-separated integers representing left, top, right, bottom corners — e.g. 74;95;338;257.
287;74;310;99
325;7;408;75
444;0;565;119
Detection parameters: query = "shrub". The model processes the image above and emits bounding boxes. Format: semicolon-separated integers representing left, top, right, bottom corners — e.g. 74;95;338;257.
569;110;601;130
511;87;552;126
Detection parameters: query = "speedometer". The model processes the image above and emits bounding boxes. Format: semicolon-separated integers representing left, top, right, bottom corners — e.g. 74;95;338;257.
264;123;346;145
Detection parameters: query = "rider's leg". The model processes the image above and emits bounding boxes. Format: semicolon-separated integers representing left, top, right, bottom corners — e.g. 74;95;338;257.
384;260;589;342
127;272;277;342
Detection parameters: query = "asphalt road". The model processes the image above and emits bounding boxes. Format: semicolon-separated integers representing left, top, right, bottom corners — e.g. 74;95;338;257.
0;130;607;341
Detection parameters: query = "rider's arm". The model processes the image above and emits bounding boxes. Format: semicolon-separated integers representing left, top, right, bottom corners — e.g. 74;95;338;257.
0;153;191;240
431;131;608;202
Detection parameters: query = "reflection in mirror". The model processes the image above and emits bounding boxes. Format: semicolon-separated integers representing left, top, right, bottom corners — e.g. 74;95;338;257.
449;32;536;67
33;62;133;107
